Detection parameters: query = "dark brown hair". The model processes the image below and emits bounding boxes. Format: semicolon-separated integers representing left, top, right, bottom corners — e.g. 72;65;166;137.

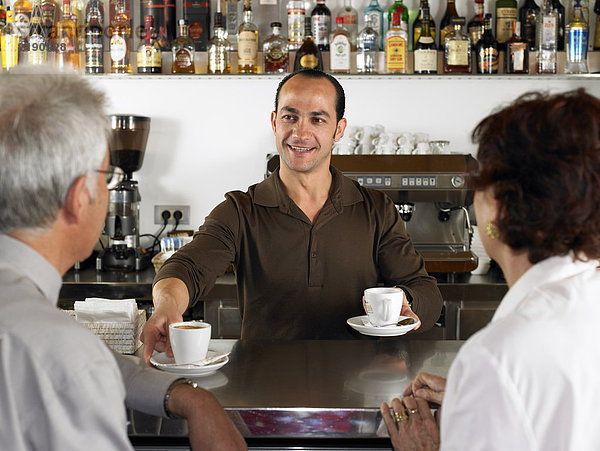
469;89;600;264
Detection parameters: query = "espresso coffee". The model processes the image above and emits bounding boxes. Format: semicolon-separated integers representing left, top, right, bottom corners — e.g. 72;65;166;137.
174;325;206;329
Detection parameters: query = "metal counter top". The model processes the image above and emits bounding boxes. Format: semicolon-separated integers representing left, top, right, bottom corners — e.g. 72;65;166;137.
129;339;463;448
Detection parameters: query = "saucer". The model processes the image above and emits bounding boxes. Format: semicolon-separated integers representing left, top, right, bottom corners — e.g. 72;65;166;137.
150;350;229;376
347;315;418;337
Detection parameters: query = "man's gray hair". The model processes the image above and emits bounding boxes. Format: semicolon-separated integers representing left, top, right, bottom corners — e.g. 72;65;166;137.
0;67;111;234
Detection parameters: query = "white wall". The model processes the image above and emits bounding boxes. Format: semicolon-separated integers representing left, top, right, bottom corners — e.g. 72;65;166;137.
90;74;600;239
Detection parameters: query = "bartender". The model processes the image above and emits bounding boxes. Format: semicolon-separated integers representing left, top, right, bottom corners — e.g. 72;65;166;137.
142;70;442;358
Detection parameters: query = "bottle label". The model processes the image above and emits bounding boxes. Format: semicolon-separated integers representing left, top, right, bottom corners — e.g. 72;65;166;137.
28;34;47;64
385;35;407;71
508;42;526;71
287;10;305;47
311;15;330;46
299;54;318;68
477;47;499;72
330;33;350;71
339;13;357;25
85;29;103;68
361;33;378;50
58;30;77;53
137;45;162;68
541;16;557;46
496;7;517;43
414;48;437;72
448;40;469;65
41;3;56;31
189;21;203;39
14;11;31;35
1;35;19;68
174;48;193;69
595;16;600;49
238;30;257;65
110;35;128;62
567;28;588;62
366;10;381;32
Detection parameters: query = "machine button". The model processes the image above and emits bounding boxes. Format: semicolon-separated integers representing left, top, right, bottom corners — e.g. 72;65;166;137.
423;178;429;186
384;177;392;187
451;176;465;188
375;177;382;185
401;177;408;187
430;177;436;186
357;177;364;185
416;178;422;186
409;177;415;186
366;177;373;185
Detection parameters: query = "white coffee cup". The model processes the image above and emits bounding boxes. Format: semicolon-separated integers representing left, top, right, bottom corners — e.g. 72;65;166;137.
169;321;211;364
364;287;404;327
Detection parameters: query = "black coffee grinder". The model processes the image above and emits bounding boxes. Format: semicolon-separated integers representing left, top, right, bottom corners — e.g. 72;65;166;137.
97;115;151;271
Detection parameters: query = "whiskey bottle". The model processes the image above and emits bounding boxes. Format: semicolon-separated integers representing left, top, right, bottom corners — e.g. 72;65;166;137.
444;17;471;73
364;0;384;50
263;21;288;73
208;10;231;74
287;0;305;50
537;0;558;73
467;0;484;44
311;0;330;50
172;19;195;73
109;0;131;73
237;0;258;73
413;0;436;50
56;0;79;71
329;16;351;73
137;15;162;73
385;11;408;73
70;0;84;52
1;8;20;70
551;0;565;50
356;15;378;73
28;0;47;65
519;0;540;50
440;0;459;47
476;13;499;73
41;0;57;44
337;0;358;48
505;20;529;72
293;17;322;70
84;0;103;73
565;0;589;73
495;0;518;49
413;6;437;74
14;0;32;51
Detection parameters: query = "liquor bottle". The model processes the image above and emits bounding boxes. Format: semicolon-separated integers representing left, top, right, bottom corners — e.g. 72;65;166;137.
364;0;384;50
565;0;588;73
444;16;471;73
413;5;437;74
1;8;19;70
356;15;378;72
467;0;484;44
137;15;161;73
287;0;305;50
109;0;130;73
519;0;540;50
329;16;351;72
537;0;558;73
208;10;231;73
476;13;499;73
183;0;210;51
387;0;408;34
385;11;408;73
84;0;103;73
337;0;358;48
594;0;600;49
440;0;459;46
413;0;436;50
70;0;84;51
311;0;330;50
14;0;32;51
225;0;239;50
41;0;57;44
263;21;288;73
237;0;258;73
495;0;518;49
28;0;47;65
172;19;195;73
294;17;322;70
552;0;565;49
55;0;79;71
0;1;6;27
506;20;528;72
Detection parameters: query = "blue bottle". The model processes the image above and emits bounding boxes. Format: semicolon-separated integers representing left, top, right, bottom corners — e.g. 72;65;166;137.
364;0;384;50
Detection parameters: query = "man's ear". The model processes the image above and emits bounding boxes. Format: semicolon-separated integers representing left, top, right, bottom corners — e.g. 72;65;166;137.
271;110;277;134
62;175;89;225
334;118;347;142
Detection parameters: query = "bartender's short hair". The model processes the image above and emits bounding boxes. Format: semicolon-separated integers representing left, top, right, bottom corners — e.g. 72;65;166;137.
274;70;345;123
469;88;600;263
0;67;111;234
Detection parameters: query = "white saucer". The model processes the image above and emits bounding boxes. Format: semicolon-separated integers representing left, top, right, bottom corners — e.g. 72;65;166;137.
150;350;229;376
347;315;418;337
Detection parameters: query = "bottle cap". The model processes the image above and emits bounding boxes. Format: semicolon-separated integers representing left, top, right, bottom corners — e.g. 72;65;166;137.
336;16;343;24
271;21;282;28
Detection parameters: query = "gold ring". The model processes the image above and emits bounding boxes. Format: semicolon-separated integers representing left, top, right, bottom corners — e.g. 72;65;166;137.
393;410;403;423
408;408;418;415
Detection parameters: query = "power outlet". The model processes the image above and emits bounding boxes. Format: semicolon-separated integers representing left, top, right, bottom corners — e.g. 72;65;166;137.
154;205;190;225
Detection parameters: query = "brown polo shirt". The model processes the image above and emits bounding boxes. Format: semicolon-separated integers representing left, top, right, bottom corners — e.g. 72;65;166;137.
155;166;443;339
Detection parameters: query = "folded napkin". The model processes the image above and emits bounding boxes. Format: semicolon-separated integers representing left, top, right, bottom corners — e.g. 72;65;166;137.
74;298;138;323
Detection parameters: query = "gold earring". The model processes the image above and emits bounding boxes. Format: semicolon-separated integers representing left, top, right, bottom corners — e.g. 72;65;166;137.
485;220;500;240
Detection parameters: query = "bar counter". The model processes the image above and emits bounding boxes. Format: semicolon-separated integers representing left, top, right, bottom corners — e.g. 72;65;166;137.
129;339;464;449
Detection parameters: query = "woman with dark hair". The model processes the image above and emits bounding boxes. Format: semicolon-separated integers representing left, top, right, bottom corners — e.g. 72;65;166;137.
381;89;600;450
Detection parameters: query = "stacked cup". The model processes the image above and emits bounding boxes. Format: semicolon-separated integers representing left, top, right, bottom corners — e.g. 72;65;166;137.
470;226;491;274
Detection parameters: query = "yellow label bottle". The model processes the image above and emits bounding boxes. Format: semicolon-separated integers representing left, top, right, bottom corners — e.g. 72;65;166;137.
385;12;407;73
1;9;20;70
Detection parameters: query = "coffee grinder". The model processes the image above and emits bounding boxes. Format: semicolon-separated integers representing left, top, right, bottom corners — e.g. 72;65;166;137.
97;115;151;271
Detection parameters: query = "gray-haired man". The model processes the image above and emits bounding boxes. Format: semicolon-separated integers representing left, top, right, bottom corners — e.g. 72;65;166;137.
0;68;246;450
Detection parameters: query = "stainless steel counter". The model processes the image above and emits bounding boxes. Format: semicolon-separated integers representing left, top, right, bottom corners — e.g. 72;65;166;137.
129;339;464;449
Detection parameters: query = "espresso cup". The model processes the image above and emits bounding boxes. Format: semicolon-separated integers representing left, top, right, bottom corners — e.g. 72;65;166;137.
169;321;211;364
364;287;403;327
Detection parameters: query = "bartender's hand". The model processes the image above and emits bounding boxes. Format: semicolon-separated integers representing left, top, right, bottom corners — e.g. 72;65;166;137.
381;396;440;451
169;384;247;450
403;372;446;407
141;278;189;364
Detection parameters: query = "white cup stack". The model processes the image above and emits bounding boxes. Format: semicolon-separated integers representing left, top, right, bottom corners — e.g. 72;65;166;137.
470;226;491;275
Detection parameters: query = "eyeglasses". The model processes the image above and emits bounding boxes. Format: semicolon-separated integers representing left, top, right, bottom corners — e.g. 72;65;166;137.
96;167;116;183
96;166;123;188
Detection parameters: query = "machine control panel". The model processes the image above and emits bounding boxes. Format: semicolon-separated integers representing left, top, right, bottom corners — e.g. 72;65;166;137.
355;175;393;187
353;174;440;189
400;176;437;188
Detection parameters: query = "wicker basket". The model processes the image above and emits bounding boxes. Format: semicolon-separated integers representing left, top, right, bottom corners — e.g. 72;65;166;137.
65;309;146;354
151;251;169;273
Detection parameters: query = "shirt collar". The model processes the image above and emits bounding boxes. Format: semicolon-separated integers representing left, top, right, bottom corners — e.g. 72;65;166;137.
0;233;63;306
492;253;599;322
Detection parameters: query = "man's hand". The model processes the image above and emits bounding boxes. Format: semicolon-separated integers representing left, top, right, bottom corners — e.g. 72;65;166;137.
381;397;440;451
169;384;247;450
362;288;421;330
402;372;446;406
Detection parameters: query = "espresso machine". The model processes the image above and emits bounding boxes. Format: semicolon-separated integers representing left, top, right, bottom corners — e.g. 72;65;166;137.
266;154;478;274
97;115;151;272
